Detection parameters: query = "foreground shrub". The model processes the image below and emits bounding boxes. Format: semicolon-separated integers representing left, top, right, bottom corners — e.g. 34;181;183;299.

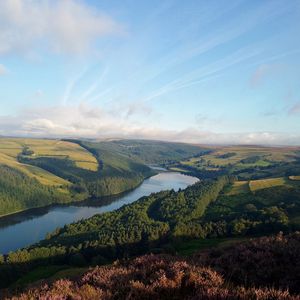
194;232;300;293
8;254;299;300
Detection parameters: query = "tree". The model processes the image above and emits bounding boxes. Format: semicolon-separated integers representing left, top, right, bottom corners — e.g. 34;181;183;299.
231;219;247;235
69;253;86;267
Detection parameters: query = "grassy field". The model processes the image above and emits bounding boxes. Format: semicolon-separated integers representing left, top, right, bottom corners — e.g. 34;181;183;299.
168;167;189;172
174;237;247;256
0;138;98;186
50;267;88;281
0;138;157;216
225;176;300;194
249;177;286;192
289;175;300;180
11;265;88;288
226;181;250;195
181;145;300;168
0;151;69;186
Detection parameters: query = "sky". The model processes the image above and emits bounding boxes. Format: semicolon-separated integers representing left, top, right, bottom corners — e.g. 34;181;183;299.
0;0;300;145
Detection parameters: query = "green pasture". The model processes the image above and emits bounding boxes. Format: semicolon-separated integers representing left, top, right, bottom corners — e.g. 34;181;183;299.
0;138;98;186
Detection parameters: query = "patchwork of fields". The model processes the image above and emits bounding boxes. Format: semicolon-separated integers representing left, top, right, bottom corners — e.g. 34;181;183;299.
249;177;286;191
1;139;300;217
181;145;300;169
0;138;169;217
226;176;300;195
171;144;300;195
226;180;249;195
0;138;98;186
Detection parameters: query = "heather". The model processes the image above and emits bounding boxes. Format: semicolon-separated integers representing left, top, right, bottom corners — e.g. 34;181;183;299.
6;233;300;300
194;232;300;294
7;254;299;300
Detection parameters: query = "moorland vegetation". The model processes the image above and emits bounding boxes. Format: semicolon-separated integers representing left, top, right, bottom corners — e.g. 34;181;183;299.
1;140;300;298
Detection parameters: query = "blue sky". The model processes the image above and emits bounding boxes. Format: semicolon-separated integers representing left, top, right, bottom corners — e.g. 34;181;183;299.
0;0;299;144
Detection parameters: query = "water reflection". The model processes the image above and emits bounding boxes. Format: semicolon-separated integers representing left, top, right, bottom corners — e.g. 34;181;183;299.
0;172;198;254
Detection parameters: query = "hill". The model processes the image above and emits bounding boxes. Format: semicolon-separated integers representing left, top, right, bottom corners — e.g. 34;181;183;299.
2;172;300;289
0;138;149;217
90;139;207;165
2;142;300;295
5;232;300;299
173;145;300;180
0;138;203;217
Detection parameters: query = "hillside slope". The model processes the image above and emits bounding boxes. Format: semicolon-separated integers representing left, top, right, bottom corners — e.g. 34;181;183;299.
0;138;154;216
84;139;206;165
2;173;300;288
0;138;203;217
6;233;300;299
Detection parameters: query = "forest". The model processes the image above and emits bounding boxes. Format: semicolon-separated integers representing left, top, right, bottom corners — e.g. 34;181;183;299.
1;141;300;298
0;176;229;287
1;0;299;297
1;169;300;291
0;138;201;216
0;165;70;216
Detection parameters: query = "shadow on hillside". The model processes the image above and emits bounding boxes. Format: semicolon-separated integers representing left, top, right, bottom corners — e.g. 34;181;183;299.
0;233;178;294
2;232;300;298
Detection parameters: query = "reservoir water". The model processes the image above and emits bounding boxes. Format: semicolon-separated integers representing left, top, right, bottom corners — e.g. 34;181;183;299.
0;172;198;254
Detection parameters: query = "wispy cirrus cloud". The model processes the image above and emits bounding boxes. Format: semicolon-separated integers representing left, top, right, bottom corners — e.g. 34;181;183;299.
139;46;261;103
78;67;109;102
0;0;299;146
0;0;124;56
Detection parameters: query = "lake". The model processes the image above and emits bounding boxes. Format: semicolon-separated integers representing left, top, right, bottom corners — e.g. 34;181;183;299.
0;172;198;254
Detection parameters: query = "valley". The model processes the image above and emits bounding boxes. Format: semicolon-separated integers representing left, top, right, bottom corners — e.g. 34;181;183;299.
1;1;299;298
0;171;198;253
0;138;201;217
1;139;300;298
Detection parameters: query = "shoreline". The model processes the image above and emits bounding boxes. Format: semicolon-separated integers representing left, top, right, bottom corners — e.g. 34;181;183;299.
0;171;198;254
0;170;158;221
0;167;196;221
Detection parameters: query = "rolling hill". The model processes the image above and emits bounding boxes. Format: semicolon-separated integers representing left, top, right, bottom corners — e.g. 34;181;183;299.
1;143;300;297
0;138;203;217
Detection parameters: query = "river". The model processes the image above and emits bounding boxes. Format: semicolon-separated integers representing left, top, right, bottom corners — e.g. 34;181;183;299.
0;172;198;254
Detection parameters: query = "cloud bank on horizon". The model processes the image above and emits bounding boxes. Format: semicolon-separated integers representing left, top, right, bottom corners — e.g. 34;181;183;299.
0;0;299;145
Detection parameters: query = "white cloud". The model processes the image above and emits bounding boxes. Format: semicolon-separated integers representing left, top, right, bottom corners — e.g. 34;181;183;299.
0;0;123;56
0;103;299;146
0;64;8;75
